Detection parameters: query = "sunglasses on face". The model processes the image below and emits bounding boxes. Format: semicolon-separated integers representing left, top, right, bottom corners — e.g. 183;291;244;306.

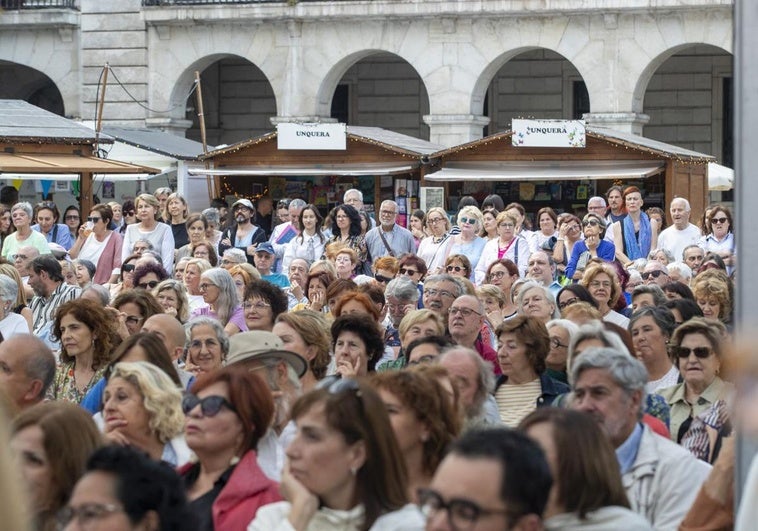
374;274;394;284
459;217;477;225
582;220;600;227
137;280;159;290
87;217;101;223
65;215;79;221
446;265;465;273
711;217;728;224
182;394;237;416
641;270;666;280
121;264;136;273
124;211;135;216
670;346;713;359
399;268;418;276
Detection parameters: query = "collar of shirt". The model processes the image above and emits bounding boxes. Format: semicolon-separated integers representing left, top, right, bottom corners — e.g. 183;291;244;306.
615;422;644;475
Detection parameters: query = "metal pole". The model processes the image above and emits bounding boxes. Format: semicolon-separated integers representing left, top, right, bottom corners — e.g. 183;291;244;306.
734;0;757;504
194;71;214;202
94;64;109;154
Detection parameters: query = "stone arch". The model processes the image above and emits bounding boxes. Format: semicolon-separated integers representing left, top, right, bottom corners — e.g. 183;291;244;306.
168;54;278;145
0;60;65;116
316;49;431;138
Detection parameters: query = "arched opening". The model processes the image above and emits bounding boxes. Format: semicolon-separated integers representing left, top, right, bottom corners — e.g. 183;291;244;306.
0;60;64;116
484;49;589;135
328;52;430;140
643;45;733;167
185;56;277;146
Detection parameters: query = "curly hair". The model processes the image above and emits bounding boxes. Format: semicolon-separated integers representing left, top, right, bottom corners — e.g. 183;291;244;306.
691;275;732;321
331;313;385;372
112;289;164;325
580;262;622;307
54;299;121;370
329;204;362;237
133;262;169;288
243;278;288;319
107;362;183;444
371;370;461;475
496;315;550;375
372;256;399;276
275;310;331;380
304;270;335;301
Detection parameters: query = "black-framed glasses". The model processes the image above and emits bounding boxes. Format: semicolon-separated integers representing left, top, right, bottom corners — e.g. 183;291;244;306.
65;214;80;221
87;216;101;223
582;219;600;227
182;394;237;417
446;265;465;273
670;346;713;359
124;210;135;216
489;271;506;279
641;270;666;280
417;488;512;530
550;337;569;349
558;297;578;310
425;288;455;298
121;264;136;273
399;268;419;276
137;280;159;290
374;274;393;284
711;217;728;224
57;503;124;528
449;307;481;317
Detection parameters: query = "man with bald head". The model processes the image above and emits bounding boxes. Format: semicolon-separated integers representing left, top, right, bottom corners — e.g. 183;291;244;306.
657;197;701;262
142;313;194;389
0;334;55;413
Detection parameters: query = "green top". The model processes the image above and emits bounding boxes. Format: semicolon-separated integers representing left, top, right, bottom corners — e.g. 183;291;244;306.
658;377;732;443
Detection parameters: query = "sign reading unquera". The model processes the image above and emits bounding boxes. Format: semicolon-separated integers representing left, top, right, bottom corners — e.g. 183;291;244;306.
511;119;586;148
277;123;347;150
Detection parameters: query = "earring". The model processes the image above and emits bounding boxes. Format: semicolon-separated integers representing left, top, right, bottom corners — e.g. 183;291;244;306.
350;466;357;476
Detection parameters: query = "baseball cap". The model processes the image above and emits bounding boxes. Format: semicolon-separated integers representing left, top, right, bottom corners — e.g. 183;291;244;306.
255;242;275;255
232;198;255;211
226;331;308;377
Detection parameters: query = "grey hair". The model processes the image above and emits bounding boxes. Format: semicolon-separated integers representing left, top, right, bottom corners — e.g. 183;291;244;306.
631;284;667;307
425;274;465;298
222;248;247;263
384;276;419;303
627;269;642;284
510;277;530;302
153;187;172;197
201;207;220;225
517;280;560;320
0;275;18;305
666;261;692;280
199;268;239;326
134;238;155;251
289;198;307;210
628;306;676;338
11;202;32;219
671;196;691;211
647;248;675;263
81;284;111;306
439;345;495;414
570;347;648;412
23;335;56;398
258;357;303;394
343;188;363;202
587;196;607;207
546;318;580;340
567;320;631;373
186;316;230;358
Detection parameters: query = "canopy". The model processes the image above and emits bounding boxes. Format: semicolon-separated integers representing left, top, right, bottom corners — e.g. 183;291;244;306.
0;152;158;174
708;162;734;191
424;160;665;181
188;162;416;177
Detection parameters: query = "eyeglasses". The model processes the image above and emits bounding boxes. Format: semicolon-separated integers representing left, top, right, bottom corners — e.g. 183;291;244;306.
121;264;136;273
379;210;396;216
124;315;144;326
408;354;436;366
449;307;481;317
425;288;455;298
243;301;272;312
670;346;713;359
11;254;27;261
399;268;419;276
64;214;80;221
498;223;515;229
558;296;578;310
87;216;101;223
198;283;215;291
57;503;123;529
711;217;728;224
582;219;601;227
374;274;393;284
417;488;511;531
641;270;666;280
428;217;445;225
551;337;569;349
182;394;237;416
137;280;159;290
188;338;221;351
124;210;135;216
387;303;414;313
489;271;506;279
589;280;612;289
446;265;465;273
459;217;477;225
335;214;349;220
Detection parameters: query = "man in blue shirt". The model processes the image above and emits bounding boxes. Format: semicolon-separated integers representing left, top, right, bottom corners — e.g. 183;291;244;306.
364;199;415;261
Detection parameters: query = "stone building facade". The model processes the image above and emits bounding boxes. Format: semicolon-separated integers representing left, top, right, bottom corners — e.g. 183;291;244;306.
0;0;733;163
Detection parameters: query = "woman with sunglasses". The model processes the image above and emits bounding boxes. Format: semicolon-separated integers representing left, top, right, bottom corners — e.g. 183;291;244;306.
447;206;486;279
180;366;280;531
119;199;137;235
69;203;123;285
443;254;472;281
698;204;735;275
63;205;82;241
659;318;733;455
249;378;423;531
565;213;616;280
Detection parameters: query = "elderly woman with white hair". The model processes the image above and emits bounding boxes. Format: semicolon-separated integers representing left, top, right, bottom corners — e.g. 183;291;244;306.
1;202;50;259
0;275;30;338
447;205;486;279
191;268;246;335
545;318;580;384
185;316;231;376
517;281;560;324
102;361;190;467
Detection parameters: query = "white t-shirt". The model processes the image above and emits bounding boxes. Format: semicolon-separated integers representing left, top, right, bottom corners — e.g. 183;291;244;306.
657;223;701;262
0;312;30;339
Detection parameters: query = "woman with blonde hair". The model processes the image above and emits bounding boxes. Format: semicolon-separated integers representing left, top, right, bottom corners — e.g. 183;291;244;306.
692;274;732;325
0;262;33;329
273;310;332;392
580;262;629;328
183;257;212;311
154;279;191;323
102;361;190;466
121;193;175;273
163;192;190;249
417;206;452;275
447;205;486;278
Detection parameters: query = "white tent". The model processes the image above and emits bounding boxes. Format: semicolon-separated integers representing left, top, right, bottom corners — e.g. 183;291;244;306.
708;162;734;191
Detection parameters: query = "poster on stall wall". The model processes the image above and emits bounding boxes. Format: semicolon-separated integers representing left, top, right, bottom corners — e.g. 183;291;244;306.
395;197;407;228
395;178;407;197
420;187;444;211
269;177;287;200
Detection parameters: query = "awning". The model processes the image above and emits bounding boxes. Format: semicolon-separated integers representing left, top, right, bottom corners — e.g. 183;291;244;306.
708;162;734;191
188;162;417;177
1;173;162;182
0;152;158;174
424;160;665;181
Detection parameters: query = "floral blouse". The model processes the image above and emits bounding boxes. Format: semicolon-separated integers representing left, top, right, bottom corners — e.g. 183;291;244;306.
46;360;107;405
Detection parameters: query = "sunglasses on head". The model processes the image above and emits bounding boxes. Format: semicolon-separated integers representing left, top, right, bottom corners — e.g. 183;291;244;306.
641;270;666;280
670;346;712;359
137;280;159;290
182;394;237;417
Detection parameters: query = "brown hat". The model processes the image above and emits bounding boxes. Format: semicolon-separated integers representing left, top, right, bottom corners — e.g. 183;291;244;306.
226;331;307;378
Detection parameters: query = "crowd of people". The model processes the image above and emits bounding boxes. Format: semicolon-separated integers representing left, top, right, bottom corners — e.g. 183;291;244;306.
0;182;751;531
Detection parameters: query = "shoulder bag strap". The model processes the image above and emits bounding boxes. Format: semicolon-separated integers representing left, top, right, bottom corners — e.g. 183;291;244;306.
377;229;395;257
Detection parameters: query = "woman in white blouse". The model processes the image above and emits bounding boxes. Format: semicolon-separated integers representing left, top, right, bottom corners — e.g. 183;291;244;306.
417;207;452;276
475;211;530;283
283;204;326;271
121;193;175;273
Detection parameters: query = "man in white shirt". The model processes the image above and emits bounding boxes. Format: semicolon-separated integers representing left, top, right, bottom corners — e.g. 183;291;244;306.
657;197;701;262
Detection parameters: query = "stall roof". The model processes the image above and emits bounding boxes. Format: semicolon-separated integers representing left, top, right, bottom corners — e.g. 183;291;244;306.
103;126;209;160
0;152;158;175
188;162;416;177
0;100;112;144
202;126;442;159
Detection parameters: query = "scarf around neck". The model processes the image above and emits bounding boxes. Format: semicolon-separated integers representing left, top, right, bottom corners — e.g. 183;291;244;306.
622;212;651;260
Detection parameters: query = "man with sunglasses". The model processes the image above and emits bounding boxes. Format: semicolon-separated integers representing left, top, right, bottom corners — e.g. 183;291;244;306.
364;200;415;261
422;427;551;531
657;197;701;263
642;260;670;288
571;347;710;529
